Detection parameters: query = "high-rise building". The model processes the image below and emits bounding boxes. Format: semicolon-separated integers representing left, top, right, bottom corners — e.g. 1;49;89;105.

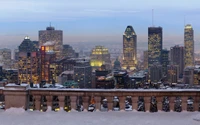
148;27;162;68
183;67;194;85
0;48;11;69
170;45;184;77
161;49;169;75
90;46;111;70
184;24;194;68
167;65;179;83
18;36;39;83
122;26;137;70
40;42;56;83
149;63;163;83
39;25;63;59
143;50;148;69
74;60;92;88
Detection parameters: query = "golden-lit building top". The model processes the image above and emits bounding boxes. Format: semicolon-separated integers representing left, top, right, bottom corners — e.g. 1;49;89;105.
90;46;111;70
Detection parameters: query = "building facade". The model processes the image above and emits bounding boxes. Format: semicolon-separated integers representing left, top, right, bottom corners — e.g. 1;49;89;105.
39;25;63;59
170;45;184;77
148;27;162;68
40;44;56;83
183;67;194;85
167;65;179;83
161;49;169;75
90;46;111;70
122;26;137;70
184;24;194;68
74;60;92;88
0;48;12;69
18;36;39;83
143;50;148;69
149;63;163;83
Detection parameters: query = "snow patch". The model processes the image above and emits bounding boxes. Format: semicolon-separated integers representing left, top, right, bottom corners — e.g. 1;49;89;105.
5;107;25;114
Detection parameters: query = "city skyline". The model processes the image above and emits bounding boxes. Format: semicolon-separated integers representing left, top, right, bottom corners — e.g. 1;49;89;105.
1;0;200;51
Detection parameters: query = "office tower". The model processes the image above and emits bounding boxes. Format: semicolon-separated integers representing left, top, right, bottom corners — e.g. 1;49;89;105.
74;60;92;88
184;24;194;68
39;25;63;59
161;49;169;75
149;63;163;83
0;48;11;69
63;44;76;58
18;36;39;83
167;65;179;83
148;27;162;68
170;45;184;77
183;67;194;85
143;50;148;69
90;46;111;70
122;26;137;70
40;42;56;83
14;49;19;61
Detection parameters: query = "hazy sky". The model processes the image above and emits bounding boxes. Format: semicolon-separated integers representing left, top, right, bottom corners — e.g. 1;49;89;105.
1;0;200;50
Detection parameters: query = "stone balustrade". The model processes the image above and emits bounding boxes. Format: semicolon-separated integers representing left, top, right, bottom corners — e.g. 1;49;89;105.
0;86;200;112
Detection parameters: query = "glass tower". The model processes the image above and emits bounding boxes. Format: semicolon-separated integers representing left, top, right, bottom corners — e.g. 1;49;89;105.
122;26;137;70
184;24;194;68
148;27;163;68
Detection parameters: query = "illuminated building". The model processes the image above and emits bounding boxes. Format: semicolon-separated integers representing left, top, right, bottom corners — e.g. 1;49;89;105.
122;26;137;70
170;45;184;77
148;27;162;68
63;44;77;58
0;48;11;69
143;50;148;69
18;36;39;83
184;24;194;68
149;63;163;83
184;24;194;67
3;69;18;83
90;46;111;70
40;42;56;83
74;60;92;88
39;25;63;59
167;65;179;83
183;67;194;85
161;49;169;75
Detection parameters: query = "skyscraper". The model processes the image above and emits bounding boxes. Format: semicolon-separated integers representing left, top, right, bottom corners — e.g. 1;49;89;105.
170;45;184;77
167;65;179;83
148;27;162;68
18;36;39;83
39;25;63;59
149;63;163;83
122;25;137;70
184;24;194;68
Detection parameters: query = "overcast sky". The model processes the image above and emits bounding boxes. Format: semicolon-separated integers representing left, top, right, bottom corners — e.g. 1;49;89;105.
0;0;200;50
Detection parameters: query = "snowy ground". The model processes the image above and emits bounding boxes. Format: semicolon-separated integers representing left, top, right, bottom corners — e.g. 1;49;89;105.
0;108;199;125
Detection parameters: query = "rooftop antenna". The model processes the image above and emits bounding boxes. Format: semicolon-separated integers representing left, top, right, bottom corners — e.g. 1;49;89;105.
50;22;51;27
152;9;154;27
